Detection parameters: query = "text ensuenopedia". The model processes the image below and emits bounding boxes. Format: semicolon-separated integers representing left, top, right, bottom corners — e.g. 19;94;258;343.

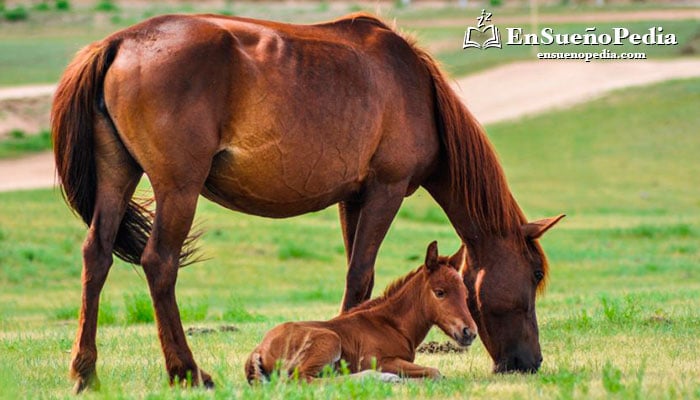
537;49;647;62
508;27;677;46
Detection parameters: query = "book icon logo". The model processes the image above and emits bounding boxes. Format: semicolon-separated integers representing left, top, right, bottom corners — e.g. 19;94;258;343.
463;9;502;50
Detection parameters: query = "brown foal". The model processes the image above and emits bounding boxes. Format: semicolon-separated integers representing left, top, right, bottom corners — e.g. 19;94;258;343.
245;242;477;383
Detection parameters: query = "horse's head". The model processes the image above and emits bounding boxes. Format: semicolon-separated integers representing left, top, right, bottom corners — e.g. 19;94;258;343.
463;215;564;374
423;241;478;347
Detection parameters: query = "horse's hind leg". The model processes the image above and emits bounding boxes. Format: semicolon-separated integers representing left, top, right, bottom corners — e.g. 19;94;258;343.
71;115;142;393
139;170;213;387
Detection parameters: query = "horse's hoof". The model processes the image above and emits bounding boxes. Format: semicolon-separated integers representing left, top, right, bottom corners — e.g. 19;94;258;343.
202;376;215;390
200;369;215;390
429;370;443;380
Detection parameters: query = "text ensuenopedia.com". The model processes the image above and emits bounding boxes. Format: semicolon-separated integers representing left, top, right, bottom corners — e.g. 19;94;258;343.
537;49;647;62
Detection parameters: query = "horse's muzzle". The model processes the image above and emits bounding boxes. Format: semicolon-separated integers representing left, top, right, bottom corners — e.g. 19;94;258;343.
494;355;542;374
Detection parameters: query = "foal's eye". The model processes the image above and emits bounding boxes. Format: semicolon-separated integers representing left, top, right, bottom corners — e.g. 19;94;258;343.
534;270;545;283
434;289;446;298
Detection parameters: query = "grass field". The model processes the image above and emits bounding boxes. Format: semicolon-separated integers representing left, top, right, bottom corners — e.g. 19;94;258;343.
0;129;51;158
0;74;698;398
0;3;698;85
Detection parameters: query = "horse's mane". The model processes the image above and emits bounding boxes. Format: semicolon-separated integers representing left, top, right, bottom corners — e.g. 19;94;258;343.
326;12;393;30
325;13;528;239
348;265;423;313
388;21;548;288
307;13;550;290
409;40;550;288
416;41;551;289
413;45;527;235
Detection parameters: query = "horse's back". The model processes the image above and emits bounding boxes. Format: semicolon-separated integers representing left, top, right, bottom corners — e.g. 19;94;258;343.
102;14;438;216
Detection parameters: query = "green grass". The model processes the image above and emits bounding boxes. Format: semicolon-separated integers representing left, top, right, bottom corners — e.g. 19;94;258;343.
0;130;52;158
0;78;699;397
3;5;29;21
391;2;700;21
0;25;113;86
94;0;119;13
124;292;154;324
0;4;698;85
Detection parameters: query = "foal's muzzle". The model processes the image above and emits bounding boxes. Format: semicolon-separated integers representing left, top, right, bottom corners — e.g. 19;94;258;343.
454;327;477;347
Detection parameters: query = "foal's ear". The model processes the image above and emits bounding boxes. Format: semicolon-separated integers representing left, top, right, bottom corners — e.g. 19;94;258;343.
448;244;467;272
522;214;566;240
425;241;439;272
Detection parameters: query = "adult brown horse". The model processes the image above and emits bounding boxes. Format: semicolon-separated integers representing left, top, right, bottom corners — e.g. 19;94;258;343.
52;12;564;391
246;241;477;383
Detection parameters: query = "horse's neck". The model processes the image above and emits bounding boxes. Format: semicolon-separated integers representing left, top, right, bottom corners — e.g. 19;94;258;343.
365;276;433;348
425;172;524;242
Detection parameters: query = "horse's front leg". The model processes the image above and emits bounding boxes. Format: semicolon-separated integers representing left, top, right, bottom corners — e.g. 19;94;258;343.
339;182;407;312
140;184;213;388
380;358;442;379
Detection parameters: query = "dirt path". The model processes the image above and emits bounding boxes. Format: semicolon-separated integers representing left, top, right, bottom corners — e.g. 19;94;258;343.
0;152;57;192
1;58;700;192
453;58;700;125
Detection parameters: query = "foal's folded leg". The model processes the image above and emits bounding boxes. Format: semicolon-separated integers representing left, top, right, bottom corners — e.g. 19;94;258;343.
348;370;402;383
380;358;442;379
293;329;342;382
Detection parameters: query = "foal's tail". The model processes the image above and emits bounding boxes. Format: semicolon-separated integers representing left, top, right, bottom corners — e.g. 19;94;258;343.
244;350;269;384
51;40;153;265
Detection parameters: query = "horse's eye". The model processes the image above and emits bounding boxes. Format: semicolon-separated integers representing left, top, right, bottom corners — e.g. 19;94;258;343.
534;270;545;283
434;289;446;298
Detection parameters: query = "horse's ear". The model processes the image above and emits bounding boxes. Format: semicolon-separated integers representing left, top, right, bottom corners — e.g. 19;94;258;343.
425;241;439;272
522;214;566;239
448;244;467;272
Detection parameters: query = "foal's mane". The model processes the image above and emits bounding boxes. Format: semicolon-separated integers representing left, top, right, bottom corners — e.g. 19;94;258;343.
348;265;423;313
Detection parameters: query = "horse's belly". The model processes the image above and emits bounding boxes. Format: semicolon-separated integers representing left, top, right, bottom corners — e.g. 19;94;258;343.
202;146;364;218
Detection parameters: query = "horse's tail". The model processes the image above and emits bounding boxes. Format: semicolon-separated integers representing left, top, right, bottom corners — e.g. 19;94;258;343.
51;39;154;265
244;350;269;384
411;45;525;234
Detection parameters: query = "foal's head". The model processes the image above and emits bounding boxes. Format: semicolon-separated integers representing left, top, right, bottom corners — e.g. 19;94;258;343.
421;241;477;347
